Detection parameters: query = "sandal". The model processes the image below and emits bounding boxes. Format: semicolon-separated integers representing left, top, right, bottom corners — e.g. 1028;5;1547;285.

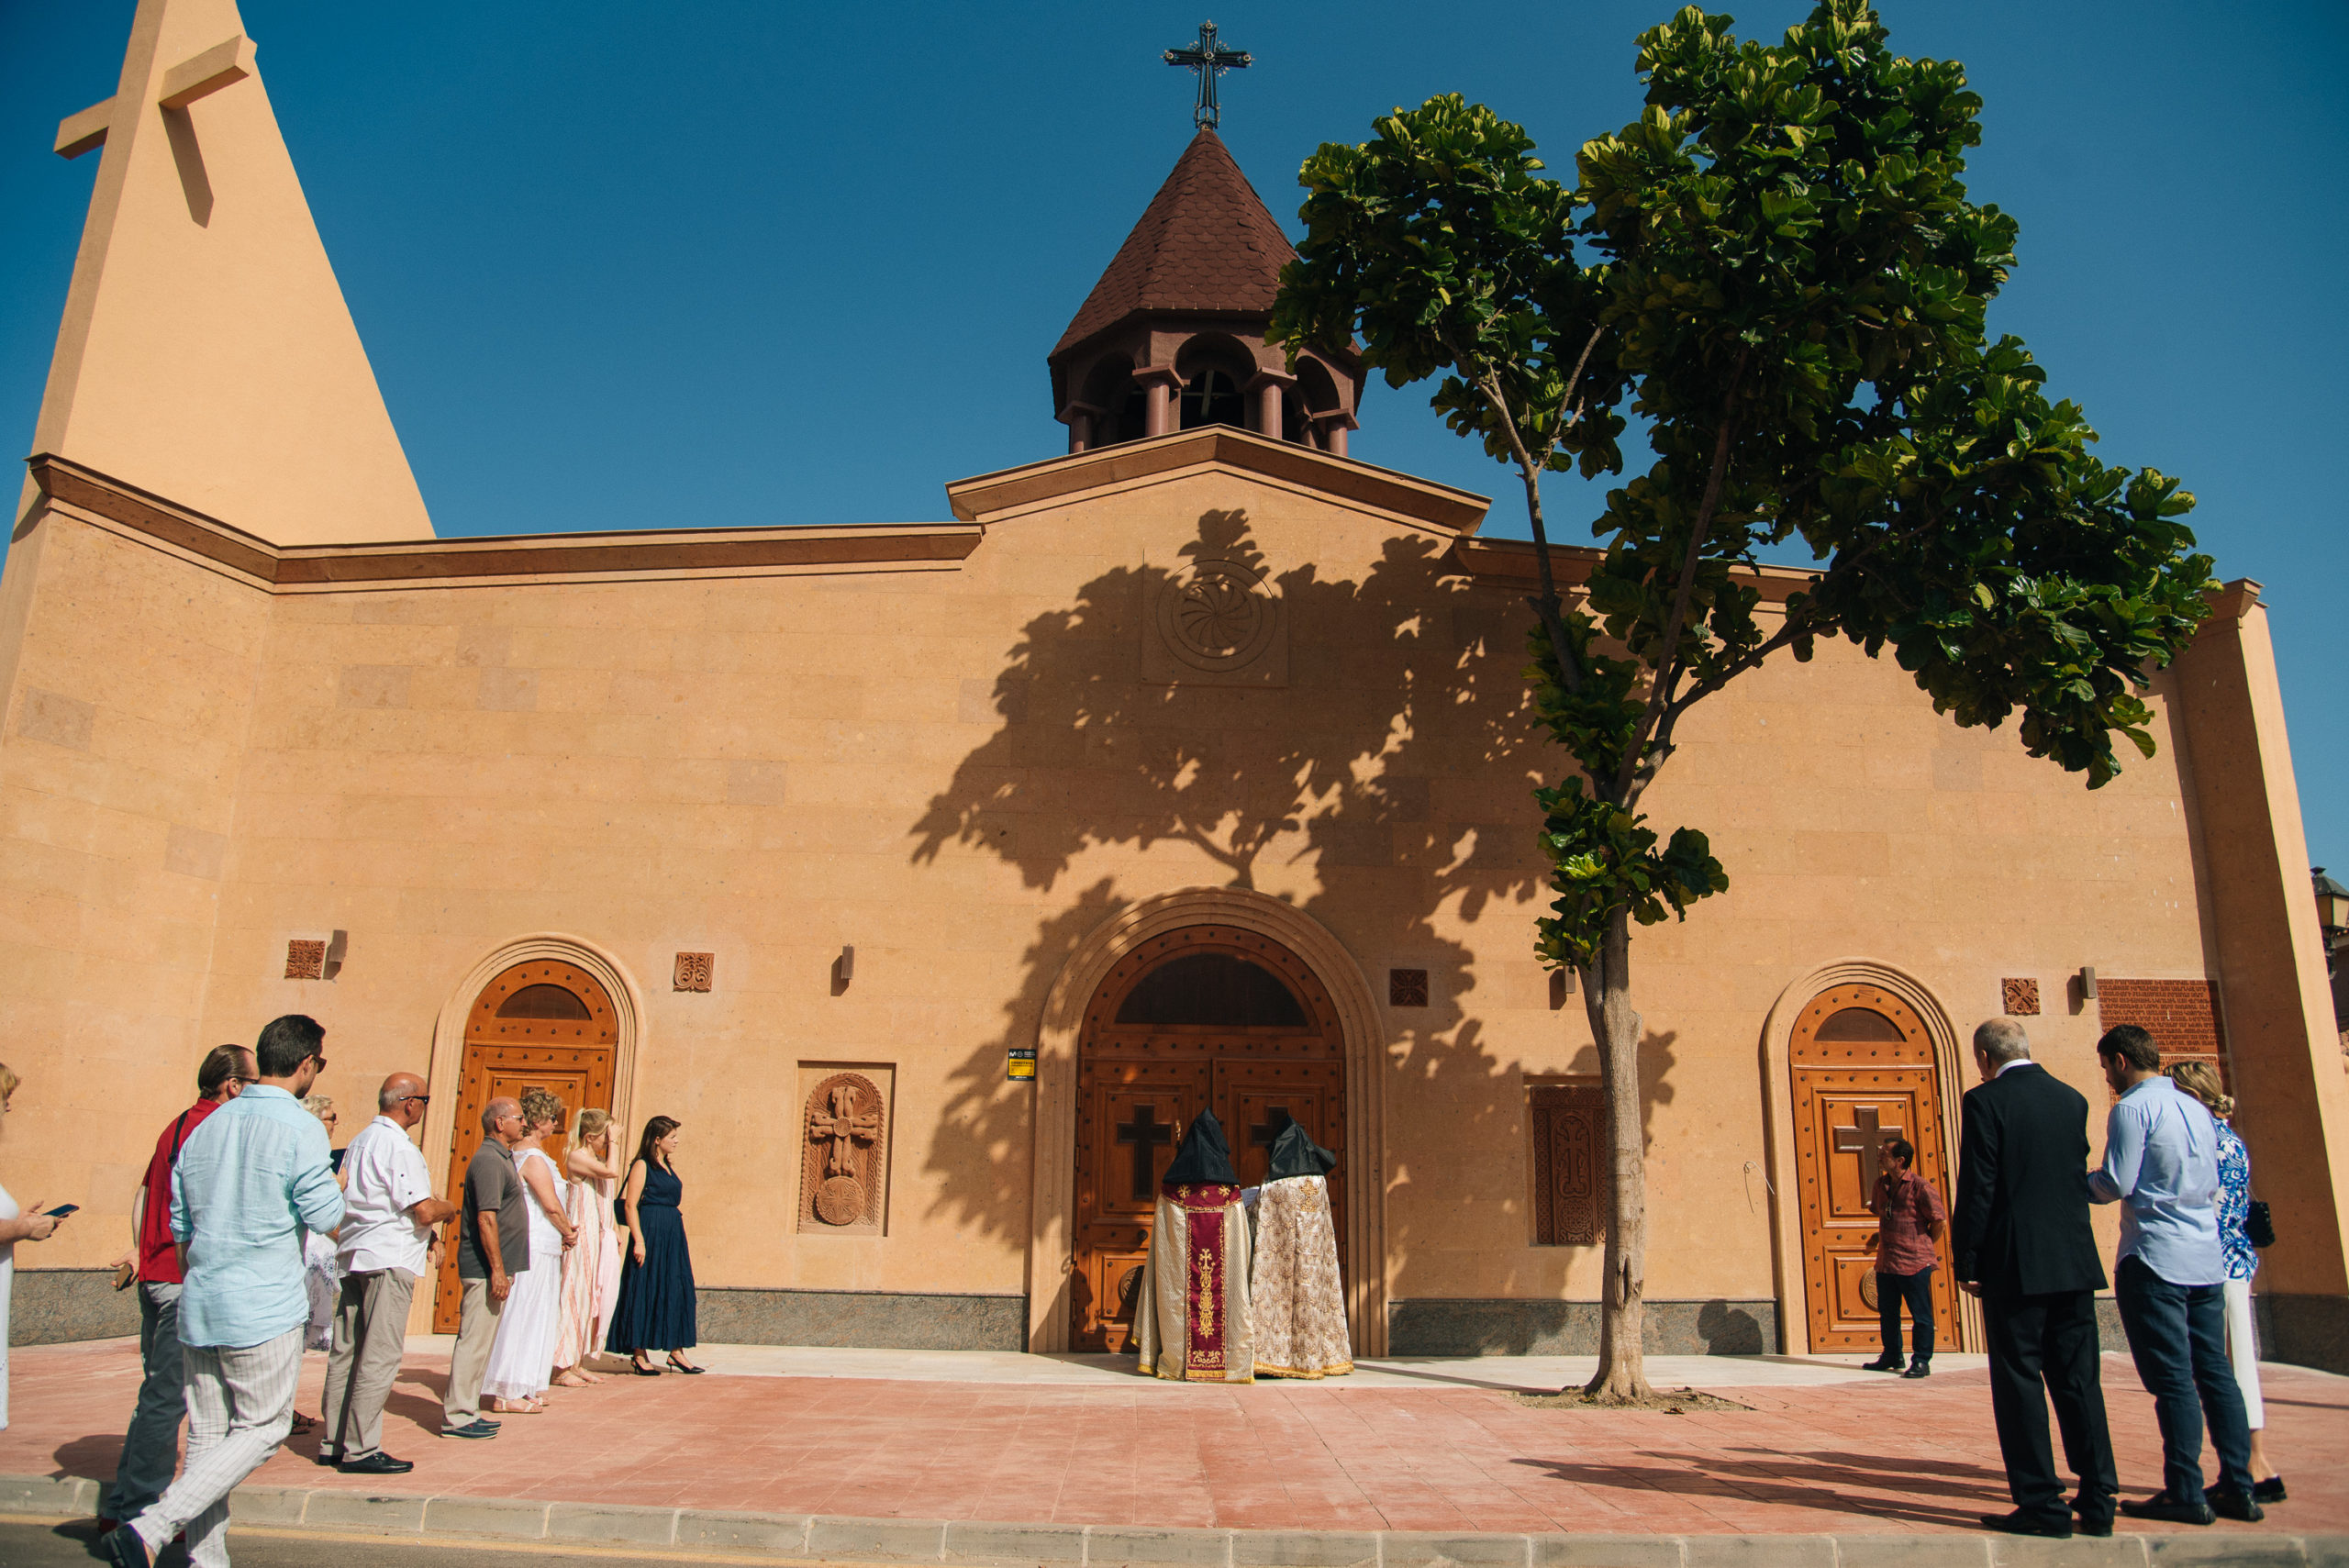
630;1353;661;1375
289;1411;320;1433
665;1354;705;1374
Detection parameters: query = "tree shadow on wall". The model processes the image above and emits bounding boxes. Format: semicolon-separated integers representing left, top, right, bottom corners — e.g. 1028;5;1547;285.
905;507;1685;1304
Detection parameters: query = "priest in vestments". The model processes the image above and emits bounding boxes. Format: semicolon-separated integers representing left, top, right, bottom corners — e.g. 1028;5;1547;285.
1133;1109;1253;1382
1250;1121;1353;1379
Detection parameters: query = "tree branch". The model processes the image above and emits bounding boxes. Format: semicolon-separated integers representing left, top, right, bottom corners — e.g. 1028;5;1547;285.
1611;351;1748;804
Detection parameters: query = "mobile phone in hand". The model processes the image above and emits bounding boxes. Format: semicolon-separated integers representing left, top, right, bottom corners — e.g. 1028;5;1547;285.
41;1204;78;1218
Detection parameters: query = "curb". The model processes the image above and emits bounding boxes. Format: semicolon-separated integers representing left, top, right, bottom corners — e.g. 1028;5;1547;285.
4;1474;2342;1567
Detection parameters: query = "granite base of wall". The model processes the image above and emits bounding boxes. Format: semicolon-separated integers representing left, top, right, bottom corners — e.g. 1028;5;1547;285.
695;1288;1026;1351
9;1269;140;1346
1387;1298;1776;1357
2257;1293;2349;1375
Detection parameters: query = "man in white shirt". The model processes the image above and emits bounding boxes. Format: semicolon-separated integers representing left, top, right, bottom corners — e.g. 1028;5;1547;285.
318;1073;458;1473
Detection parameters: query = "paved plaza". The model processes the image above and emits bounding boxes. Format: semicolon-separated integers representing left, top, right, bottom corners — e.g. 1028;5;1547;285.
1;1336;2342;1543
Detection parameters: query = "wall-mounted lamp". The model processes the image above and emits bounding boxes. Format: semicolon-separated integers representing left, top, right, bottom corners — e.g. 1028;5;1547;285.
2315;868;2349;947
1549;969;1575;1009
2077;965;2099;1001
322;929;347;982
833;945;855;993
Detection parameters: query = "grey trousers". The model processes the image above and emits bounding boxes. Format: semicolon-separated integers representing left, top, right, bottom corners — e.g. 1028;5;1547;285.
128;1325;304;1568
320;1268;416;1461
441;1277;504;1430
103;1282;185;1520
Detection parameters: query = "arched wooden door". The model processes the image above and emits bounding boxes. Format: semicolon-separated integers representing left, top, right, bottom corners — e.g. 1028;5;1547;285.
1788;982;1960;1351
430;960;618;1332
1070;925;1345;1352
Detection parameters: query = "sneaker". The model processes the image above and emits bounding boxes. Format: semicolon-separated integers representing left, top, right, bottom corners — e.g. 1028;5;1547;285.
95;1526;152;1568
2253;1475;2288;1504
2208;1485;2266;1523
2120;1491;2217;1526
440;1418;499;1439
1861;1354;1905;1373
1901;1359;1932;1378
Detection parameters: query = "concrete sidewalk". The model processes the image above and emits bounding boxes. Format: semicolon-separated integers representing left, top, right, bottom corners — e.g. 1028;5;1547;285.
3;1336;2340;1551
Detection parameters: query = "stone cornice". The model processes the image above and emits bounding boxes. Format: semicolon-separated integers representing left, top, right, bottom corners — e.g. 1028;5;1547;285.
24;454;983;593
944;427;1490;536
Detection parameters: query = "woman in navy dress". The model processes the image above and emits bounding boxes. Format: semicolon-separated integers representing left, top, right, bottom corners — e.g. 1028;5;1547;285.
605;1116;703;1373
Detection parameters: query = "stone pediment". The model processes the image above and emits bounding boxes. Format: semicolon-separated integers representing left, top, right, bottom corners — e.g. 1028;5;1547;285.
942;426;1488;537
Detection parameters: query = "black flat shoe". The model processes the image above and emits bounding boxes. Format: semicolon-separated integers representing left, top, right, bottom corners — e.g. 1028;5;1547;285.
96;1526;152;1568
338;1452;415;1475
2254;1475;2288;1504
2208;1485;2265;1523
1861;1355;1905;1373
1979;1510;2070;1538
1901;1360;1931;1378
2120;1491;2216;1526
665;1354;705;1373
313;1449;341;1466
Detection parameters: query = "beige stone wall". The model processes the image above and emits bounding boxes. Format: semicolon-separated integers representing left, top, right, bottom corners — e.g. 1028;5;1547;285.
0;458;2314;1346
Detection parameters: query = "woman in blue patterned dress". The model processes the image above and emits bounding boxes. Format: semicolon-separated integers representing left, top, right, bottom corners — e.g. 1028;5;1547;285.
2170;1062;2284;1503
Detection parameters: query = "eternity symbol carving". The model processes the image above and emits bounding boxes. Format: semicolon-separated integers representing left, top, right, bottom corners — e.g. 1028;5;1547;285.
1157;559;1276;673
2001;977;2041;1016
801;1072;885;1230
674;951;714;992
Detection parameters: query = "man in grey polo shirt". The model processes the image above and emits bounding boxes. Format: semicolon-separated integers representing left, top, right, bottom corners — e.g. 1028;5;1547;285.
440;1097;529;1438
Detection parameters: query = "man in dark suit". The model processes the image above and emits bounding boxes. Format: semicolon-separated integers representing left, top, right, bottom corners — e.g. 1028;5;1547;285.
1953;1018;2120;1539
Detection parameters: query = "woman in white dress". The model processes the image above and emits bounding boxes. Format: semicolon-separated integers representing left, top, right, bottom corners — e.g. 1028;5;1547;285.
480;1087;577;1415
0;1062;72;1429
551;1107;622;1386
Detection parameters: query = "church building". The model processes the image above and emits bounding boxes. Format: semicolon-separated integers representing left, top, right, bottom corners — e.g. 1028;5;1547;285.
6;0;2346;1368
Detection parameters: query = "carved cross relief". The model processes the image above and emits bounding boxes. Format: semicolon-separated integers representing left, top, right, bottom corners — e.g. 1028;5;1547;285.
808;1081;881;1177
799;1071;888;1231
1832;1105;1905;1192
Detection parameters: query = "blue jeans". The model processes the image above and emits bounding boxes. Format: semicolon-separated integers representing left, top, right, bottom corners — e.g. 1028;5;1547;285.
2115;1254;2252;1504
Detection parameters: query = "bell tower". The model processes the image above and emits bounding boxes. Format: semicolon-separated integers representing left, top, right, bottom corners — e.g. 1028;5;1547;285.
1047;32;1361;458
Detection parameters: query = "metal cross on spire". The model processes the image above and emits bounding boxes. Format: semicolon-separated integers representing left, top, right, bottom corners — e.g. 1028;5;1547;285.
1164;20;1251;130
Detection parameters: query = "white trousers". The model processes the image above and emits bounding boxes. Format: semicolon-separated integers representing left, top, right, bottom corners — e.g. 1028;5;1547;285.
129;1325;304;1568
2223;1275;2266;1430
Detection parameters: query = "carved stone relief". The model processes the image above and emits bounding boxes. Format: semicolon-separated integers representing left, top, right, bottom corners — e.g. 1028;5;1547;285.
1141;557;1287;686
797;1065;891;1235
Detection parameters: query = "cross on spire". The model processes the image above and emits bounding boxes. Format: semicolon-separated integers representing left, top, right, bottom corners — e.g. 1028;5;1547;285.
1164;21;1251;130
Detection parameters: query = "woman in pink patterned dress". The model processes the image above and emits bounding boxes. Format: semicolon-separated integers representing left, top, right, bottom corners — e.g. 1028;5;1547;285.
551;1107;622;1385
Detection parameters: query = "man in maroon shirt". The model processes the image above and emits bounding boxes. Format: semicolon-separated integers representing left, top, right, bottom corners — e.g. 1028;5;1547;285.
1864;1136;1949;1378
98;1045;255;1530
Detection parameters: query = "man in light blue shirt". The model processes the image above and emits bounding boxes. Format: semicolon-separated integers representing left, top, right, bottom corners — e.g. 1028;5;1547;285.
2088;1024;2257;1528
102;1017;343;1568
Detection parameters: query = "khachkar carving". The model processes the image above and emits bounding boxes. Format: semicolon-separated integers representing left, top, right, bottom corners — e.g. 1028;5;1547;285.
1152;558;1281;680
800;1073;885;1231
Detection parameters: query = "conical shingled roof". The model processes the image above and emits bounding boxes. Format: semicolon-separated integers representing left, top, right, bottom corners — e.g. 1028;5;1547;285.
1052;128;1297;357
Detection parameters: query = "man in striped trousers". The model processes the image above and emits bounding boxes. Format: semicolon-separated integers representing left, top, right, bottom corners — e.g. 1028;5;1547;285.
99;1016;344;1568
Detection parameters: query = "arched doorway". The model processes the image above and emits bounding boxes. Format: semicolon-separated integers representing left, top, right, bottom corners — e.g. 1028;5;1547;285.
1069;924;1346;1352
1787;981;1959;1352
429;958;618;1332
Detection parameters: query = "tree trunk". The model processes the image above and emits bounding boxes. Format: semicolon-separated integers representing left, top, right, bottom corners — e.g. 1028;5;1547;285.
1578;907;1652;1401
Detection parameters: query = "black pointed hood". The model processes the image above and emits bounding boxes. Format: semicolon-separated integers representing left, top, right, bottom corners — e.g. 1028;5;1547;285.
1161;1107;1237;1187
1265;1119;1337;1181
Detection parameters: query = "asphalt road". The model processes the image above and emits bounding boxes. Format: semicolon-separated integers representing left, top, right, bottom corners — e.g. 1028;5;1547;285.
0;1518;821;1567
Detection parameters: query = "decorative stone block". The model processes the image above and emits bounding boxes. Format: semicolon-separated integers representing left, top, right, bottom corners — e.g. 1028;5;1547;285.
674;951;714;992
2001;977;2040;1016
284;940;326;981
1388;968;1428;1008
799;1063;892;1234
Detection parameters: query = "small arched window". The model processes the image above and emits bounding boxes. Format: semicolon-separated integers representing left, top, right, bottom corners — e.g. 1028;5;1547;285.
1814;1006;1905;1041
497;983;592;1020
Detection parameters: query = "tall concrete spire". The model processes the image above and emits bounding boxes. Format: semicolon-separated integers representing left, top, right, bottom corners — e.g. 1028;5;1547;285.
22;0;433;543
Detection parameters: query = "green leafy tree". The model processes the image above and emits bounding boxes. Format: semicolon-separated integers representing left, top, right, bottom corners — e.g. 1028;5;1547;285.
1272;0;2213;1400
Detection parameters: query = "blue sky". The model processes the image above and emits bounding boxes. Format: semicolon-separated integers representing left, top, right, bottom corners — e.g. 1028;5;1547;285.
4;1;2343;868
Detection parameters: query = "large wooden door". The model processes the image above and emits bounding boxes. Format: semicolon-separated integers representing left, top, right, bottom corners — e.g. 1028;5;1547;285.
431;960;618;1332
1070;926;1345;1352
1788;983;1959;1351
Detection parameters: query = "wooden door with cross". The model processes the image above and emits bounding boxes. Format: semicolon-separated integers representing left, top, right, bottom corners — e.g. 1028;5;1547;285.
1787;983;1959;1351
1068;925;1347;1352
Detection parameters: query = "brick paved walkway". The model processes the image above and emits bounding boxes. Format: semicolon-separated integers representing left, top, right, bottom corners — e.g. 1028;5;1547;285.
4;1339;2341;1539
